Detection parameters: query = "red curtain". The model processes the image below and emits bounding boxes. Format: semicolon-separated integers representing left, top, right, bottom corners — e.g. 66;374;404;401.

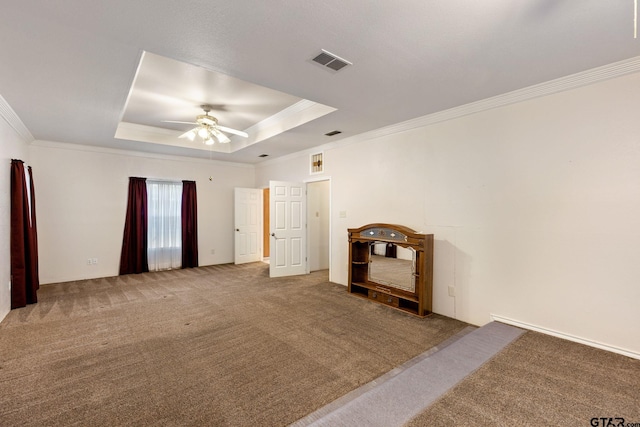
10;160;39;308
181;180;198;268
119;177;149;275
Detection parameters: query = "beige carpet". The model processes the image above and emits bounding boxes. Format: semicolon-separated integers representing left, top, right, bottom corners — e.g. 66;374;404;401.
296;322;524;426
405;330;640;426
0;262;467;426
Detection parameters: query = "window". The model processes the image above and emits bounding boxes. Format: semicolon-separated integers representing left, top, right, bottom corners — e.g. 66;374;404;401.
310;152;324;174
147;180;182;271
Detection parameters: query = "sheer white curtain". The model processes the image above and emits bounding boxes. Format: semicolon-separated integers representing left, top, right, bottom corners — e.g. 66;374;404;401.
147;180;182;271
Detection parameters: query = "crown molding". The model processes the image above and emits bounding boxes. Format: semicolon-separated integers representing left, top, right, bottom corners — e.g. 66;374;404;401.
347;55;640;145
30;140;254;169
255;141;330;168
261;55;640;168
0;95;35;143
387;56;640;136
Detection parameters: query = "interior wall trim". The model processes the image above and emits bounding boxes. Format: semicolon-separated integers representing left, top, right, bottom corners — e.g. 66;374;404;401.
368;55;640;139
260;55;640;168
490;314;640;360
0;95;34;143
30;140;254;168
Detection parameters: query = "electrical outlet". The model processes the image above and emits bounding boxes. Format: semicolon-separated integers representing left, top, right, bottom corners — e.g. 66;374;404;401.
211;249;215;254
448;286;456;297
87;259;92;265
92;258;98;265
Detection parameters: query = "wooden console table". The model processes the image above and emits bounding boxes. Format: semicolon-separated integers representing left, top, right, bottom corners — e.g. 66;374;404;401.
348;223;433;317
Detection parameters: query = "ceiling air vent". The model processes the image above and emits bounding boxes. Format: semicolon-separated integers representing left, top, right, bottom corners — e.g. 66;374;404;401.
312;50;352;72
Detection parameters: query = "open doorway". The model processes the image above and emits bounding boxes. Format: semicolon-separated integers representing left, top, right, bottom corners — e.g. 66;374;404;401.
262;187;270;260
261;179;330;272
306;180;330;272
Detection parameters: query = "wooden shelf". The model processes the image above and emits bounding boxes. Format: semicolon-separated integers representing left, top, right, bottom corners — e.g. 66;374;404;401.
350;281;419;302
347;224;433;317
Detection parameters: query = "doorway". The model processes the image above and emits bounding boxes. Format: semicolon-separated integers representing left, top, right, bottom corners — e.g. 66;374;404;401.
306;180;330;272
261;179;330;272
263;187;270;259
233;188;263;265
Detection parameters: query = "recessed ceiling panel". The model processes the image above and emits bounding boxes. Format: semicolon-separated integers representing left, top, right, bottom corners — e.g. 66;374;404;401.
116;52;336;154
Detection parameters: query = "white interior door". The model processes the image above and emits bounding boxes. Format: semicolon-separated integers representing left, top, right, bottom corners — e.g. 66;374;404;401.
270;180;307;277
234;188;263;264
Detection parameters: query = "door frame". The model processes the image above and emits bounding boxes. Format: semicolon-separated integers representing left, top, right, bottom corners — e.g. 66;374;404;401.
261;176;332;278
262;187;270;259
304;176;331;276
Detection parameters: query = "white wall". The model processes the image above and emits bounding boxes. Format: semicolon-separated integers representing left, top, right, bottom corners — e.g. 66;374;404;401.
0;105;30;321
256;71;640;356
29;142;255;284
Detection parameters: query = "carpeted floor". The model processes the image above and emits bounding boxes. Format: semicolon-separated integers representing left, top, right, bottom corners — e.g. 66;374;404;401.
404;330;640;426
296;322;525;427
0;262;468;426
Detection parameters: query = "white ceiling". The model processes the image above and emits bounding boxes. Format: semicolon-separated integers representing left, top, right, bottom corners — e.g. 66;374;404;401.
1;1;640;164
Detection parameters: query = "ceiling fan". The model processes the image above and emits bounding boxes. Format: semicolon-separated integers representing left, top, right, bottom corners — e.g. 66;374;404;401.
165;105;248;145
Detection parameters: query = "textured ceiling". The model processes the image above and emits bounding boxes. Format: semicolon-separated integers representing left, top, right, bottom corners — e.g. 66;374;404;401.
1;1;639;163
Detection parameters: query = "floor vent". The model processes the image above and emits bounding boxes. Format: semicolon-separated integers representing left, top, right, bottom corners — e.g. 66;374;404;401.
312;50;352;72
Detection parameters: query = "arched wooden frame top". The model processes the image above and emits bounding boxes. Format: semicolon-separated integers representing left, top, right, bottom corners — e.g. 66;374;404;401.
347;223;426;250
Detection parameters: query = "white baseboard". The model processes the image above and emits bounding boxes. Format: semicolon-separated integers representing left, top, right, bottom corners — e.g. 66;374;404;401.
490;314;640;360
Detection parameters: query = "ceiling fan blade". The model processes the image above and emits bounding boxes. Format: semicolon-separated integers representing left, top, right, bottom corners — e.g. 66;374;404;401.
163;120;197;125
217;125;248;138
178;129;197;141
212;129;231;144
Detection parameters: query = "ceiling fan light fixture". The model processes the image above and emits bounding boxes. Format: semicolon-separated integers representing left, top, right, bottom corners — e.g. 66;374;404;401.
213;128;231;144
170;105;248;147
197;127;210;138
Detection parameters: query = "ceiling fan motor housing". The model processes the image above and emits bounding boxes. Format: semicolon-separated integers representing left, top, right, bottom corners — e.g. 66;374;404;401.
197;115;217;126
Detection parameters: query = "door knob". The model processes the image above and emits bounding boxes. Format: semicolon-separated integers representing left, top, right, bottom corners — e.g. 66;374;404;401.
235;229;240;232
